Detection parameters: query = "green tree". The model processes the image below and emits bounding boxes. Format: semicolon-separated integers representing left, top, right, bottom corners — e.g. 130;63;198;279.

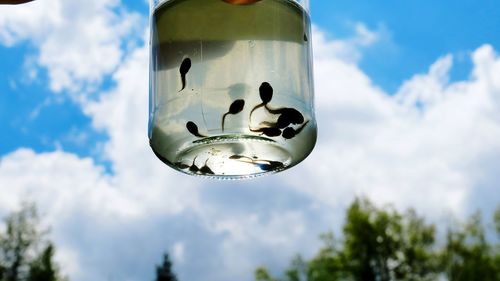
255;197;448;281
441;212;499;281
27;244;59;281
155;253;178;281
342;198;403;281
494;207;500;237
306;233;346;281
255;267;279;281
284;255;307;281
255;199;500;281
0;204;41;281
0;203;66;281
394;210;438;280
341;198;439;281
255;256;306;281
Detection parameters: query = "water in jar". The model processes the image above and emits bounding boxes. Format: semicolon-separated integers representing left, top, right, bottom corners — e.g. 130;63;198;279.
149;0;317;179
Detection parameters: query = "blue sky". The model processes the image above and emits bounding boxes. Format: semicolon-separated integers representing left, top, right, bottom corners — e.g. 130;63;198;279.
311;0;500;91
1;1;500;281
3;0;500;161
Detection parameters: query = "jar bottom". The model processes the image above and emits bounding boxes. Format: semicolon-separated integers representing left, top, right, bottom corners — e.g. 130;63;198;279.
151;134;292;179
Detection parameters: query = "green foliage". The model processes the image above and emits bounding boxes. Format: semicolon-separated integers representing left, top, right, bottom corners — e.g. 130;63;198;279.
306;233;346;281
285;256;306;281
255;267;278;281
342;198;404;281
441;212;499;281
0;203;66;281
27;244;58;281
255;198;499;281
156;254;178;281
255;257;308;281
494;207;500;236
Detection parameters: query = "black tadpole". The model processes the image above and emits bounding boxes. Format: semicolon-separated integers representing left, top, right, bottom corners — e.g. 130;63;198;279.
249;126;282;137
230;154;284;172
229;155;250;161
266;107;304;122
282;120;310;139
260;108;305;129
250;82;274;118
175;162;190;170
188;157;199;173
222;99;245;131
277;108;304;127
179;57;191;92
186;121;206;138
258;160;284;171
199;159;215;175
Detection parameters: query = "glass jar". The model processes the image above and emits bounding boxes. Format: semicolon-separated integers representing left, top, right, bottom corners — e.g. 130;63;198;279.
149;0;316;179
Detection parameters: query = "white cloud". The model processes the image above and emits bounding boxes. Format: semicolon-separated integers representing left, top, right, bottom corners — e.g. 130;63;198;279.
312;23;381;63
287;41;500;219
0;0;142;93
1;10;500;281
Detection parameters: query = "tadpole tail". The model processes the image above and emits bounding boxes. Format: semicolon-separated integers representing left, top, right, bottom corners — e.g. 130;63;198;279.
264;104;283;114
195;132;206;138
222;112;229;132
248;125;261;133
296;120;310;134
249;103;264;119
259;121;276;127
179;75;186;92
229;154;254;164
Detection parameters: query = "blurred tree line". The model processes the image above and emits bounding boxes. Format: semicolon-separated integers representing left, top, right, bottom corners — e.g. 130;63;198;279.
0;203;66;281
0;202;181;281
255;198;500;281
155;253;177;281
2;199;498;281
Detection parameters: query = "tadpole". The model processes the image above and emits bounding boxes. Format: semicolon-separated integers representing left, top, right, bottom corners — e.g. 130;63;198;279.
230;154;284;172
188;157;199;173
267;107;304;122
179;57;191;92
257;160;284;171
260;108;305;129
282;120;310;139
175;162;190;170
249;126;282;137
186;121;206;138
199;159;215;175
250;82;273;118
222;99;245;131
229;155;249;161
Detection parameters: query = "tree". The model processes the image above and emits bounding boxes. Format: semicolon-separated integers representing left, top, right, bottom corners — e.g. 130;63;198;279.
342;198;404;281
255;256;306;281
255;267;279;281
155;253;178;281
27;244;59;281
441;212;499;281
255;198;499;281
394;210;438;280
343;206;439;281
494;207;500;237
0;203;66;281
306;233;347;281
0;204;41;281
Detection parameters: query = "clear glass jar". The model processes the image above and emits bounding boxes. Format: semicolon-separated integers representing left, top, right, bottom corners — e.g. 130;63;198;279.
149;0;316;179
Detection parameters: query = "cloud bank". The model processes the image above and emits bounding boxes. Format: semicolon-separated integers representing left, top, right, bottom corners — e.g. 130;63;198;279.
0;0;141;93
1;2;500;280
